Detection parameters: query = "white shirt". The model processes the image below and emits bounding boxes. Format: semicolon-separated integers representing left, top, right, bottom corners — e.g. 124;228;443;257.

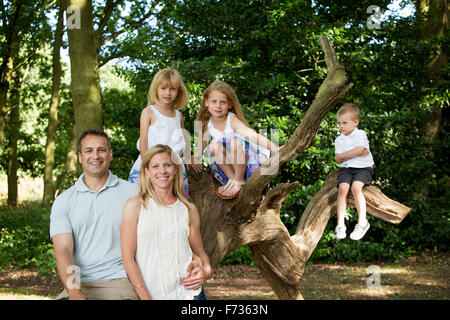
335;128;374;168
135;198;201;300
136;105;186;156
50;172;137;281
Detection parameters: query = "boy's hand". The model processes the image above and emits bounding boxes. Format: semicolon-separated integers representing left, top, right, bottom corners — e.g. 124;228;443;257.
334;153;344;164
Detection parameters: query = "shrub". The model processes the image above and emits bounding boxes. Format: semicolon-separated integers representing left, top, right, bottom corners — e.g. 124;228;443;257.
0;205;55;276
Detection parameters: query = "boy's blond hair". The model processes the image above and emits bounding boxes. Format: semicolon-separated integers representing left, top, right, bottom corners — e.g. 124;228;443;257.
337;103;360;120
147;68;189;110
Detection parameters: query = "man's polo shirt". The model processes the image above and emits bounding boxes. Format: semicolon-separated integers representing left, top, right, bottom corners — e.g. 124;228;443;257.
50;172;137;282
335;127;374;168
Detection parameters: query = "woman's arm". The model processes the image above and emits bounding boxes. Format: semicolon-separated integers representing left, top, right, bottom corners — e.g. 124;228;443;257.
183;203;212;287
120;197;152;300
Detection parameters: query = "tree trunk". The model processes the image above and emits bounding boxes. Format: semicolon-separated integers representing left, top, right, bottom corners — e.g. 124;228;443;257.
66;0;103;144
414;0;448;196
188;37;412;300
0;73;10;150
0;1;22;149
42;3;64;206
65;123;78;173
6;69;21;207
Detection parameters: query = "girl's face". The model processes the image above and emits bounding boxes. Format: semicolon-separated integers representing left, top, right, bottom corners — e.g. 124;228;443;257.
337;112;359;136
144;152;178;191
205;90;231;119
157;82;179;107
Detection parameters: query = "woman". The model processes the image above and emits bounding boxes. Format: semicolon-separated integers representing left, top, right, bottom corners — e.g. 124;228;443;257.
121;144;212;300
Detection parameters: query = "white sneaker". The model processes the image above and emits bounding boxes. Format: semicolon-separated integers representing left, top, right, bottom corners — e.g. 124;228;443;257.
350;222;370;240
334;226;346;240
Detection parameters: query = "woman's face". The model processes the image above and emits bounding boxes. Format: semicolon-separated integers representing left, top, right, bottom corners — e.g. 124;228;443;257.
144;152;178;191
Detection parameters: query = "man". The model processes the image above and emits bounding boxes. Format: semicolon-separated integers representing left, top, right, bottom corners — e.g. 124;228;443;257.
50;129;206;300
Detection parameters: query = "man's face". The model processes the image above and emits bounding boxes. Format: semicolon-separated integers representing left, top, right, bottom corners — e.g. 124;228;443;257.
78;134;112;178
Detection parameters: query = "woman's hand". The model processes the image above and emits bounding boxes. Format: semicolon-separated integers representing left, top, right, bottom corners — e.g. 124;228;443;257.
180;261;210;290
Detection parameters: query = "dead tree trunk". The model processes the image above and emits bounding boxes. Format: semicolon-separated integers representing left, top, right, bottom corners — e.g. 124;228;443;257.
188;37;412;300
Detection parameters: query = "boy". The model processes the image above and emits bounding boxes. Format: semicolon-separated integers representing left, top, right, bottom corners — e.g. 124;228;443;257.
334;103;374;240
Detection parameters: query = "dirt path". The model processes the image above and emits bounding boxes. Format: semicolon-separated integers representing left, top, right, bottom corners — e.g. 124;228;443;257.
1;251;448;300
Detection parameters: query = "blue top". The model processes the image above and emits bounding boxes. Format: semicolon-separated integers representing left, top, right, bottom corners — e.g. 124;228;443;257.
50;172;137;282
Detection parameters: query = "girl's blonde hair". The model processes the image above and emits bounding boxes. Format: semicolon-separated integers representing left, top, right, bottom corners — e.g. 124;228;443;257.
147;68;189;110
196;80;248;133
138;144;189;208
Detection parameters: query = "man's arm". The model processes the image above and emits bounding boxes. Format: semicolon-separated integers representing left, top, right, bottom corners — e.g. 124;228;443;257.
335;146;369;164
52;233;87;300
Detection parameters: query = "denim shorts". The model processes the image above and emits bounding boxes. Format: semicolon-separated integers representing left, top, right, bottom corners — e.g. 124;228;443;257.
194;287;207;300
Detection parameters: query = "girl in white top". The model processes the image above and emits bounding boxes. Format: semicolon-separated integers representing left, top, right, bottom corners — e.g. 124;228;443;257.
192;80;282;199
128;68;192;197
121;144;212;300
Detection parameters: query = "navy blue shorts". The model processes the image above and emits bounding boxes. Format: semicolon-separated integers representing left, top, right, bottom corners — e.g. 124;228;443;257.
337;167;373;188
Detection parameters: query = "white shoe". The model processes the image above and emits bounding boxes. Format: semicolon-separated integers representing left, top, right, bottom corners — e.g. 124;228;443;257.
350;222;370;240
334;226;346;240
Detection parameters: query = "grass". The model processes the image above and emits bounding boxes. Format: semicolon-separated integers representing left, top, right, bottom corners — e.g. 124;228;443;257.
1;174;448;300
1;251;447;300
299;251;449;300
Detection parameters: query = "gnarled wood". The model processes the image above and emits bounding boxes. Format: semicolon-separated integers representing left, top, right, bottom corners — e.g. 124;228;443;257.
189;37;412;300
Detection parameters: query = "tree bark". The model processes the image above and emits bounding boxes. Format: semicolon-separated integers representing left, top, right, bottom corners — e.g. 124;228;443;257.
43;2;65;206
0;0;23;149
188;37;412;300
66;0;103;143
6;67;22;207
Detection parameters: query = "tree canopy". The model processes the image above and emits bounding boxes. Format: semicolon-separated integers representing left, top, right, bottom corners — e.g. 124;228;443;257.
0;0;448;267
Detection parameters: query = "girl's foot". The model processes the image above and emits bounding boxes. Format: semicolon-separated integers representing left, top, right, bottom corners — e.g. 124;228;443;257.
215;180;245;199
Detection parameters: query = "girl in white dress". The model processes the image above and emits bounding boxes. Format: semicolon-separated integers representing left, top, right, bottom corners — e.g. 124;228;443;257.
128;68;192;197
192;80;282;199
121;144;212;300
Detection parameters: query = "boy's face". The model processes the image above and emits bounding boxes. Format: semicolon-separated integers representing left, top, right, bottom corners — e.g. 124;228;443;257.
337;112;359;136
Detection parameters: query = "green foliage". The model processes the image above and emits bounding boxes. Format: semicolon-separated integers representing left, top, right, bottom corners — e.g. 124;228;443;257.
220;246;256;267
2;0;448;268
0;205;55;276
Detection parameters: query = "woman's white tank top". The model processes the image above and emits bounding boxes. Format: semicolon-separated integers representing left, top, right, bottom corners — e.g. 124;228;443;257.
135;198;201;300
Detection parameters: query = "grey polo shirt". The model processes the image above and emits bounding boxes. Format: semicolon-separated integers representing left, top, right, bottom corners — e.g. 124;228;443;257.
50;172;137;282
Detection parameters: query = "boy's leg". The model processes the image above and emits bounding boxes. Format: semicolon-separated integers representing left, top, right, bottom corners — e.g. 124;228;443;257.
350;180;371;240
351;181;368;227
336;183;350;227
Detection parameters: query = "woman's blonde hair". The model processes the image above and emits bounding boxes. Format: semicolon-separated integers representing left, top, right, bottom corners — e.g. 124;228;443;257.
196;80;248;133
138;144;189;208
147;68;189;110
